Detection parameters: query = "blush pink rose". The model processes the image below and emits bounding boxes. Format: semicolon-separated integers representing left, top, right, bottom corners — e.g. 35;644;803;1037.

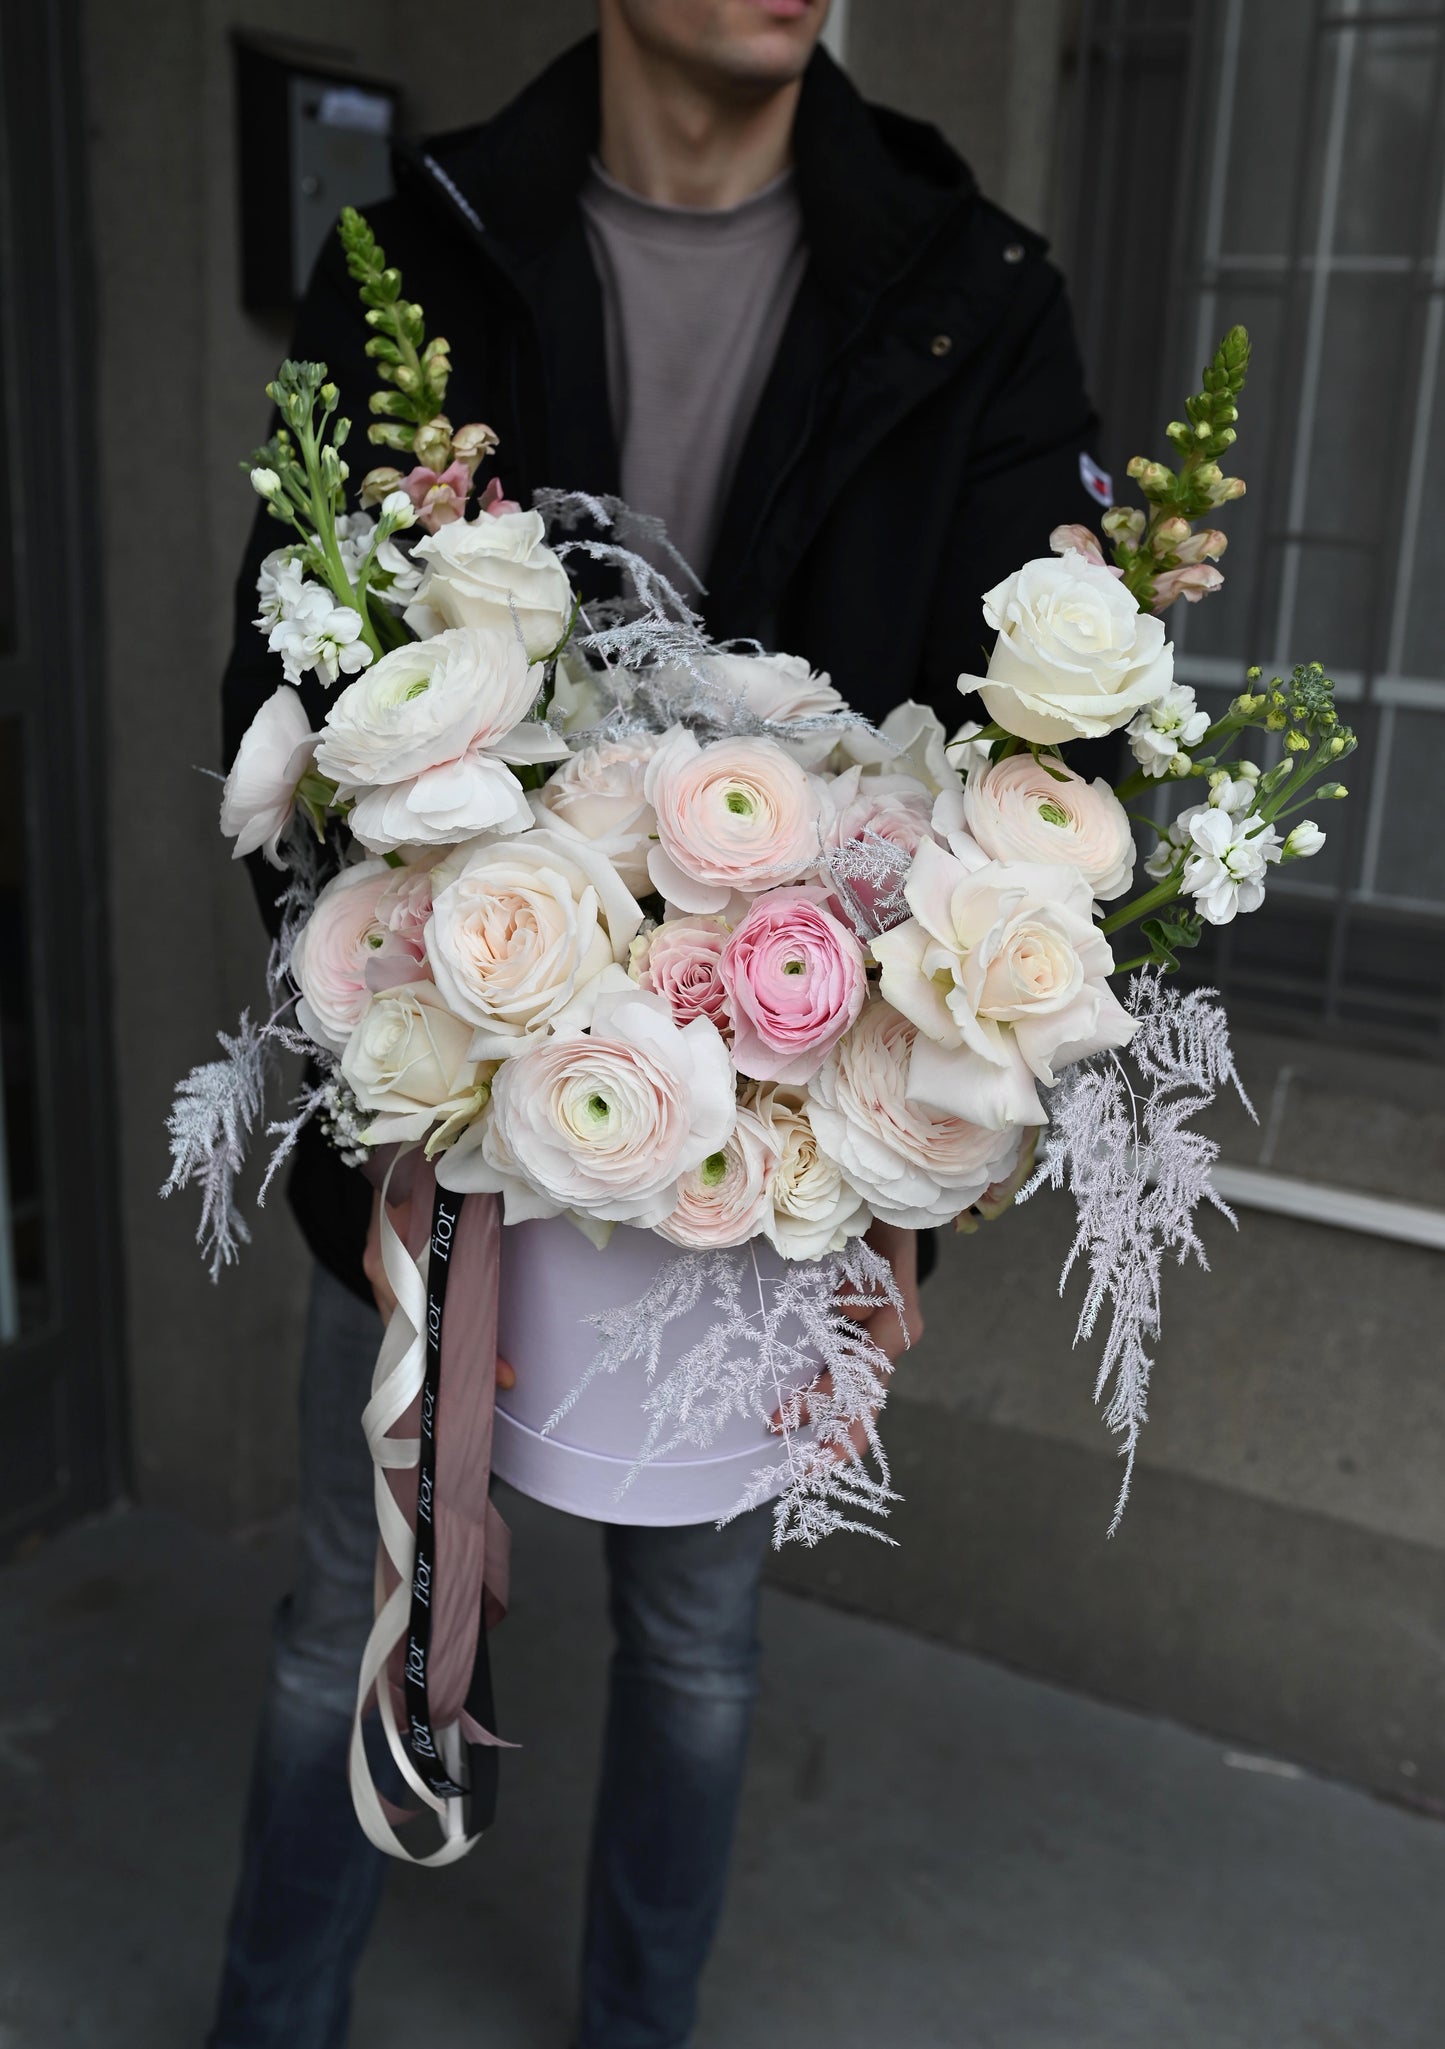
720;887;867;1085
630;915;732;1031
643;728;824;914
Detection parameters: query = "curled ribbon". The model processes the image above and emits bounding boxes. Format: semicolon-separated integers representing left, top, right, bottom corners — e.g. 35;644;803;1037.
348;1147;512;1863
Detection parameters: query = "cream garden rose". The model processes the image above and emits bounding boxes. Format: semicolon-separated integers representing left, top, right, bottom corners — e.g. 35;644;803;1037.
424;829;644;1059
405;506;573;659
341;980;486;1147
750;1083;869;1260
644;728;824;914
807;998;1024;1229
963;753;1135;901
532;734;661;895
315;624;568;852
872;840;1135;1129
437;985;735;1228
960;554;1173;744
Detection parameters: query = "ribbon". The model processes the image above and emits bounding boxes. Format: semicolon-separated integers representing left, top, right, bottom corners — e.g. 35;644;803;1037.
348;1149;512;1863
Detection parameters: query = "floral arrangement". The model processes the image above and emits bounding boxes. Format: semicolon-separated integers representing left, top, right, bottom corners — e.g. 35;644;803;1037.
170;216;1355;1546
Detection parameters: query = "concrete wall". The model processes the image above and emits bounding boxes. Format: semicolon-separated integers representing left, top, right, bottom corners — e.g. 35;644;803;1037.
82;0;589;1529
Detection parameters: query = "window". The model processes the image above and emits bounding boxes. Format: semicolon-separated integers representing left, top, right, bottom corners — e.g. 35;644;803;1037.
1058;0;1445;1050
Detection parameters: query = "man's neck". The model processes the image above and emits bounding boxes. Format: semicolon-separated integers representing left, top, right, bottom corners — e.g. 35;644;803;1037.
597;38;800;210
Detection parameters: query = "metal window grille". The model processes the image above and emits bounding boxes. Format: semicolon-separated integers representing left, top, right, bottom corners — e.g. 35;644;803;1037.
1056;0;1445;1053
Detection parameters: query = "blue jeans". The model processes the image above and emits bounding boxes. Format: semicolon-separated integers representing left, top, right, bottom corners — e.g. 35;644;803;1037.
210;1264;770;2049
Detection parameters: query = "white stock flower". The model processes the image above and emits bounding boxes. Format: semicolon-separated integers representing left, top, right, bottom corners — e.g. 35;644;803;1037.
1284;820;1326;859
341;981;486;1146
1179;808;1281;924
315;625;567;853
871;840;1135;1129
808;998;1023;1229
657;1103;779;1249
532;734;662;895
405;507;573;658
268;583;373;687
963;753;1135;901
435;985;735;1227
1126;682;1209;777
219;685;317;866
960;555;1173;744
424;829;643;1060
335;510;421;610
254;550;308;634
750;1083;870;1259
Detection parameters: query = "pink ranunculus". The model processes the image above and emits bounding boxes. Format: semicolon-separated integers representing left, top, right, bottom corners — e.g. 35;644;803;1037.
363;861;434;993
644;727;825;914
401;460;473;533
630;915;733;1031
720;887;867;1085
290;860;399;1055
1151;562;1225;611
963;751;1136;901
656;1103;779;1249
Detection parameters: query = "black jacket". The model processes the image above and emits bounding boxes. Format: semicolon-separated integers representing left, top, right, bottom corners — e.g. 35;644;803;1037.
223;37;1102;1300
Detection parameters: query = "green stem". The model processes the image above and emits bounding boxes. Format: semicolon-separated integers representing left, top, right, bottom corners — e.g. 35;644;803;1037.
297;418;384;661
1100;871;1182;937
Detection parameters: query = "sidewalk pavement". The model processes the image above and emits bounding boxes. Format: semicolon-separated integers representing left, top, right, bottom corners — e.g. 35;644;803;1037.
0;1488;1441;2048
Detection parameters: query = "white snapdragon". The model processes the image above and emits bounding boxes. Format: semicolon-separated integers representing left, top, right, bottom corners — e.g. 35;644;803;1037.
268;582;373;687
1126;682;1209;777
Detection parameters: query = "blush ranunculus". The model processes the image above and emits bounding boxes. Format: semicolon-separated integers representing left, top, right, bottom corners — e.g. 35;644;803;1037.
720;887;867;1084
963;752;1135;901
630;914;732;1031
290;860;400;1054
807;998;1024;1229
644;728;824;914
424;829;644;1061
220;685;317;866
656;1103;779;1249
436;985;735;1228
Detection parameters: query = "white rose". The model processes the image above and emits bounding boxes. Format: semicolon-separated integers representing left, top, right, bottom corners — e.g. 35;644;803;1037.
341;981;486;1146
220;685;316;866
405;507;574;659
871;840;1135;1129
532;735;662;894
436;985;735;1227
314;625;567;853
807;999;1024;1230
963;753;1135;901
656;1103;779;1249
750;1083;870;1260
424;829;644;1060
960;555;1173;744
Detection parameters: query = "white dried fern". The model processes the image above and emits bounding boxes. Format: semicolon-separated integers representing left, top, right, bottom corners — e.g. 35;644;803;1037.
1019;972;1254;1532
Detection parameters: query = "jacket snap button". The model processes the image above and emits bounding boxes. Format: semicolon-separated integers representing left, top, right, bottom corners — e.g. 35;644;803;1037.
1003;242;1025;264
930;333;953;357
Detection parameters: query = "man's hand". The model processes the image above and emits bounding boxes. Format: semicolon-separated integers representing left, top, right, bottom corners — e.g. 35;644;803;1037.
363;1187;515;1389
771;1221;923;1458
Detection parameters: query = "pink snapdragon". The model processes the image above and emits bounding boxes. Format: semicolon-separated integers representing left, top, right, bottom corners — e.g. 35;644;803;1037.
400;460;472;532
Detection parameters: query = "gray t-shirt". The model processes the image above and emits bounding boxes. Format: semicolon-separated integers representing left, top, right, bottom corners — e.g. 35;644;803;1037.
580;158;806;582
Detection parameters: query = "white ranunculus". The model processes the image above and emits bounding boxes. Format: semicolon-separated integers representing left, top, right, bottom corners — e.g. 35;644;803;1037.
424;829;644;1060
405;507;573;659
833;701;963;800
871;840;1135;1129
808;999;1024;1230
657;1103;779;1249
750;1083;870;1260
963;753;1136;901
436;985;735;1227
960;555;1173;744
314;625;567;853
531;734;662;894
220;685;317;866
341;980;486;1146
